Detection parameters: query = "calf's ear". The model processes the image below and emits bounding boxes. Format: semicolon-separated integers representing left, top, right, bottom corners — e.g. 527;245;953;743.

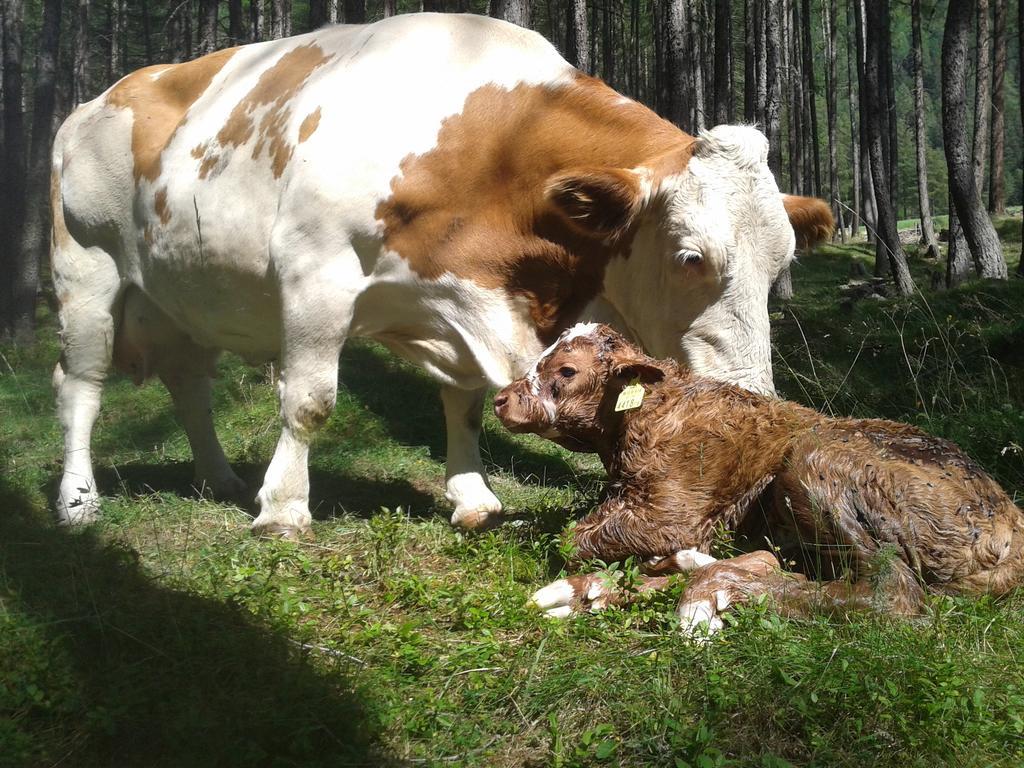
611;359;665;385
546;168;644;238
782;194;834;250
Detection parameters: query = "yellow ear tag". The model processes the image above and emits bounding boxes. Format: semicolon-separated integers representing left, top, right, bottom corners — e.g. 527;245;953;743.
615;381;645;412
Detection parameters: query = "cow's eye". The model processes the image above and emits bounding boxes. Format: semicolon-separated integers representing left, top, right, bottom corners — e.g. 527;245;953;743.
676;249;703;266
559;366;577;379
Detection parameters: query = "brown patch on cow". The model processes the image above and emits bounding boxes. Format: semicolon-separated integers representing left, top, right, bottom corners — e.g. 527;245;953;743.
153;187;171;224
211;43;335;179
106;47;237;183
782;194;835;249
375;74;693;342
298;107;322;143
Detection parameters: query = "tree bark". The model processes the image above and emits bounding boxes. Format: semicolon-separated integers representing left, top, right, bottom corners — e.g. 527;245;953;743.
744;0;756;122
382;0;396;16
198;0;218;55
787;0;803;193
251;0;264;41
765;0;782;176
72;0;90;104
823;0;844;240
492;0;530;28
13;0;63;343
665;0;689;128
881;0;896;210
801;0;820;197
972;0;992;202
108;0;124;81
853;0;878;249
713;0;730;125
911;0;940;260
864;0;915;295
343;0;364;23
567;0;590;73
1019;0;1024;277
845;0;859;238
988;0;1006;214
688;0;706;129
228;0;243;41
942;0;1007;280
1;0;27;340
309;0;327;28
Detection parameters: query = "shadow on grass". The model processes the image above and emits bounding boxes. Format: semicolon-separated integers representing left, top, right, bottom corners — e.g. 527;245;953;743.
0;475;393;768
91;461;439;521
339;342;588;489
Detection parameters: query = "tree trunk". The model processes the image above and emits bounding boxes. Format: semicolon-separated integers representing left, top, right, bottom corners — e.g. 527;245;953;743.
988;0;1006;214
198;0;218;55
823;0;844;240
382;0;396;15
309;0;327;28
943;0;1007;280
801;0;820;197
568;0;590;73
14;0;63;343
666;0;688;128
713;0;730;125
765;0;782;176
108;0;124;81
1;0;27;340
72;0;90;104
853;0;877;247
972;0;992;203
946;210;973;287
756;0;767;125
228;0;243;41
881;0;896;210
911;0;940;260
688;0;706;129
864;0;915;295
787;0;803;193
492;0;530;28
251;0;264;41
744;0;756;122
343;0;364;23
270;0;282;37
845;0;859;238
1019;0;1024;277
141;0;153;62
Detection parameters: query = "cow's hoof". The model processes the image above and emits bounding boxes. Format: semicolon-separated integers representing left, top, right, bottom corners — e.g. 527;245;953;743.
446;474;502;529
529;573;613;618
56;489;100;526
251;520;313;540
450;504;502;530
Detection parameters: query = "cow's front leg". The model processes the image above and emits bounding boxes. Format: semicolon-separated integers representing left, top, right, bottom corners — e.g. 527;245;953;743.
441;384;502;529
253;267;354;539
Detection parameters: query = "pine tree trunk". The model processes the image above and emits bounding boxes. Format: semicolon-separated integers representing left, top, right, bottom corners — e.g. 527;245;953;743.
765;0;782;176
823;0;844;241
744;1;756;122
72;0;90;104
270;0;282;38
911;0;940;260
343;0;364;23
14;0;63;343
251;0;264;41
198;0;218;55
688;1;705;129
1;0;27;340
845;0;859;238
988;0;1006;215
801;0;820;197
1019;0;1024;277
943;0;1007;280
108;0;123;81
864;0;915;295
713;0;730;125
309;0;327;28
972;0;992;203
787;0;803;194
666;0;688;128
881;1;896;211
853;0;877;245
568;0;590;73
492;0;530;28
141;0;153;61
228;0;243;41
382;0;396;16
946;210;973;287
756;0;768;125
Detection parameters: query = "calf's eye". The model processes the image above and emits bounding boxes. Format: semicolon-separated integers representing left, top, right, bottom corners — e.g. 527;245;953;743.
559;366;577;379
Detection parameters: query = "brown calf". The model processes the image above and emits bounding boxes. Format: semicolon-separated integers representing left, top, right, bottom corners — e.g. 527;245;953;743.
494;324;1024;636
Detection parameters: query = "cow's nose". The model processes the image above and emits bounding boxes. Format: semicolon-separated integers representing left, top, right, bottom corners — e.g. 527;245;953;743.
493;392;509;410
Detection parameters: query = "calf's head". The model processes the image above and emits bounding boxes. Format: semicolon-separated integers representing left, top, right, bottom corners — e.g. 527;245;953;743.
494;323;665;451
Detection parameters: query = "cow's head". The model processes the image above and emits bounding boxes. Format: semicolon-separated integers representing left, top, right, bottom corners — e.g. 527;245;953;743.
546;125;832;396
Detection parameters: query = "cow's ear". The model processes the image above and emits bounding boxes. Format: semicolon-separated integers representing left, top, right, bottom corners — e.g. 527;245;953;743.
782;194;835;250
610;357;665;385
546;168;643;237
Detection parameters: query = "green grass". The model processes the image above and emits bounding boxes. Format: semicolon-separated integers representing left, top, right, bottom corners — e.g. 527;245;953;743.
2;244;1024;767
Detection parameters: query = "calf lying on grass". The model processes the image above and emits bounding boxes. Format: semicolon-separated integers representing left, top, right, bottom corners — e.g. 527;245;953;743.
494;323;1024;635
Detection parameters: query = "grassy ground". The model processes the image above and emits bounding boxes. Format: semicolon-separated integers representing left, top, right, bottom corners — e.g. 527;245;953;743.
2;235;1024;767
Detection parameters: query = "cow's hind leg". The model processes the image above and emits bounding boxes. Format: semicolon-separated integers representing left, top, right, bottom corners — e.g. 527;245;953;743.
252;257;356;539
52;250;121;525
442;384;502;529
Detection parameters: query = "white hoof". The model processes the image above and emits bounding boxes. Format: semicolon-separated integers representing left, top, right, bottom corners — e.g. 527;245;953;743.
529;574;611;618
252;495;312;540
446;473;502;529
678;592;730;643
56;482;100;526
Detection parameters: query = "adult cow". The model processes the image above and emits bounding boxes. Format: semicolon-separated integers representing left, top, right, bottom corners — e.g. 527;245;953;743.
51;13;832;537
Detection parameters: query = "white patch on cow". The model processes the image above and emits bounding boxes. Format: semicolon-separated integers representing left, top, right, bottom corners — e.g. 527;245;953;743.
531;579;579;610
596;124;794;396
714;589;732;612
544;605;575;619
672;549;718;571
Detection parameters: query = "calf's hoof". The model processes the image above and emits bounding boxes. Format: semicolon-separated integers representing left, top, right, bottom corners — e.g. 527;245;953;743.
677;596;727;644
530;573;614;618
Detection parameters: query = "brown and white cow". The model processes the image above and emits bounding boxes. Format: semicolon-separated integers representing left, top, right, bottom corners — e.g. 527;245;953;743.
494;324;1024;636
50;14;832;536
